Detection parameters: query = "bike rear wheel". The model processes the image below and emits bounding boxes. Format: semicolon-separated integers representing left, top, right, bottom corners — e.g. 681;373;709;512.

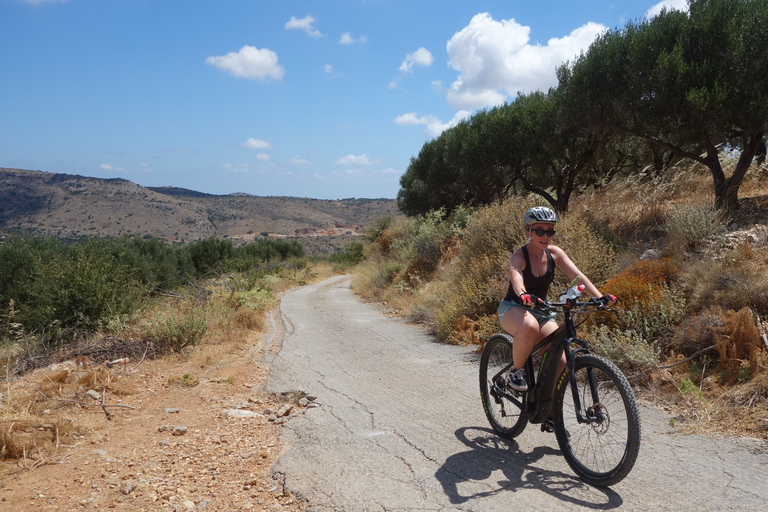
479;333;528;438
553;354;641;487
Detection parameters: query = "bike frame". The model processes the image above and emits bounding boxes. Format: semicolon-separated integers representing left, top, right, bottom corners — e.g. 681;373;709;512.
493;298;600;425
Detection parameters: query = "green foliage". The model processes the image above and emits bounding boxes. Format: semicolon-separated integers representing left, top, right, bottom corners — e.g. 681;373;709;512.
0;234;308;348
184;238;235;276
562;0;768;210
329;242;364;267
150;308;208;352
30;242;143;336
679;378;704;401
230;287;274;311
179;373;200;387
586;324;660;386
666;202;727;254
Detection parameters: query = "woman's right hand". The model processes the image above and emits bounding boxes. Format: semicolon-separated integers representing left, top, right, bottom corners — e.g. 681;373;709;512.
519;293;540;307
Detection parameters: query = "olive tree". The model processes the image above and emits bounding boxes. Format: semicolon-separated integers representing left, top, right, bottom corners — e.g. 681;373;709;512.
561;0;768;210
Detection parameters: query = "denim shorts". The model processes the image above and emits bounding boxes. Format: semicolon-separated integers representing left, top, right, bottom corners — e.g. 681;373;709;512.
498;299;556;326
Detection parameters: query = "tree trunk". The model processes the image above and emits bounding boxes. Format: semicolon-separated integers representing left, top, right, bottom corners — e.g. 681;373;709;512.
713;131;765;211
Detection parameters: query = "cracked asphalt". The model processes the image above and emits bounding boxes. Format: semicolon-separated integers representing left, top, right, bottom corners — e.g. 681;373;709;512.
265;275;768;511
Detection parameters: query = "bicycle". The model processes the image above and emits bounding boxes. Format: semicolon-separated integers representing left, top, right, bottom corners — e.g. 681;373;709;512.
479;292;641;487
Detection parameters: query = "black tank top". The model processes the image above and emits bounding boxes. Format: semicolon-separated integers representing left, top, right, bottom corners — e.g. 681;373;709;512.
503;246;555;303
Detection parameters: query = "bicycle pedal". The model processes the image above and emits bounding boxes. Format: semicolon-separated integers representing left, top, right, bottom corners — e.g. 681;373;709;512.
541;419;556;433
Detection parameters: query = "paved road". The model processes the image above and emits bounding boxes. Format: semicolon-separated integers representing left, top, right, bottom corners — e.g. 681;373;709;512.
265;276;768;511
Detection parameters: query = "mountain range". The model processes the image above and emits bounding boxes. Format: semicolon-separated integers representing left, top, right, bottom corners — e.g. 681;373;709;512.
0;168;401;253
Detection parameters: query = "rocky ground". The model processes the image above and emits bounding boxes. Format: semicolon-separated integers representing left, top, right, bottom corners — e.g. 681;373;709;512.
0;329;308;511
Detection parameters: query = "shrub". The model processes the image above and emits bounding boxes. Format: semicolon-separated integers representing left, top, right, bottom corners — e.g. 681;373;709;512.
586;324;660;386
329;242;364;267
600;258;679;312
230;287;274;311
713;307;766;385
26;242;144;338
184;238;235;276
150;308;208;352
666;202;727;256
681;244;768;316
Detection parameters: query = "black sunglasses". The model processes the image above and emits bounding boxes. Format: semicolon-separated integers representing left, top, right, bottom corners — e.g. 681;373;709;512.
532;228;556;237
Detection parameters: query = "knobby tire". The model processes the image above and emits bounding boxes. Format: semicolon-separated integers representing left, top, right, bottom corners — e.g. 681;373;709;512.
553;353;641;487
479;334;529;438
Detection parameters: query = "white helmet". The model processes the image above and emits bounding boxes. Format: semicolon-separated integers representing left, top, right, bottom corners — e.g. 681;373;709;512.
523;206;558;229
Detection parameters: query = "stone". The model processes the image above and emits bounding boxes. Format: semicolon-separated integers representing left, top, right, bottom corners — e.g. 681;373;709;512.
172;426;188;436
222;409;263;419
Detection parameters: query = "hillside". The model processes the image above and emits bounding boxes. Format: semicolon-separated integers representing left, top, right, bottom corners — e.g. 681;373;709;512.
0;168;401;253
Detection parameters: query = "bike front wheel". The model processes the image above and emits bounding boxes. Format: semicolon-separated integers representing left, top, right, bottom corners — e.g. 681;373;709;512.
479;333;529;438
553;354;641;487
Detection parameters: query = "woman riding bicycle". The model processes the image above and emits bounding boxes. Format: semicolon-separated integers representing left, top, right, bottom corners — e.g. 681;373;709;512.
498;206;616;393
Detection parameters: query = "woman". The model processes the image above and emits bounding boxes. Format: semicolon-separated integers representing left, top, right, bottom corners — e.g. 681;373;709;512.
498;206;615;395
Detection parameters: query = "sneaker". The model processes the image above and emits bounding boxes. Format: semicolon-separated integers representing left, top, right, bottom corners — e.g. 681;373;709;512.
503;368;528;392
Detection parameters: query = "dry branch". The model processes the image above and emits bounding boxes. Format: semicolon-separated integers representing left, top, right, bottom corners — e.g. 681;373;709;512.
658;344;718;369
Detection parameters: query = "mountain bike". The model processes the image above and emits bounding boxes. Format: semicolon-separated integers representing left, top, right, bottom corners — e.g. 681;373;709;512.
479;293;641;487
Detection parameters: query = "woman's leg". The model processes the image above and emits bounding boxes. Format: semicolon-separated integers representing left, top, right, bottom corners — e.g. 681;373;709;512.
500;306;542;369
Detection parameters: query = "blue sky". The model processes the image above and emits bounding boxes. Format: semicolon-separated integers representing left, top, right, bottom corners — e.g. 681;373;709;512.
0;0;686;200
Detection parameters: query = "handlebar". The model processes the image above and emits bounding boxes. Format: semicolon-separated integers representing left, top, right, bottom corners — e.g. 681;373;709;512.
534;296;614;313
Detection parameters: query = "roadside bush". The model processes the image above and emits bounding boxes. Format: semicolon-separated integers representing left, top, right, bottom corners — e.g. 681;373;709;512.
149;307;208;352
666;202;728;258
586;324;660;386
11;240;144;341
595;258;683;341
353;208;470;303
329;242;364;267
681;244;768;316
229;239;306;272
600;258;679;312
184;238;235;276
102;236;191;291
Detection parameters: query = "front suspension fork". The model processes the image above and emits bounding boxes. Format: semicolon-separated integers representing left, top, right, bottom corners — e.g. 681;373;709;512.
565;338;600;424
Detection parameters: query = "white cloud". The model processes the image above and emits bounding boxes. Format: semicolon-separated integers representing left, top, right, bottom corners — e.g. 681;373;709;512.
324;64;344;78
390;47;434;89
646;0;689;18
205;46;284;81
399;47;434;73
394;110;472;137
256;153;270;162
335;154;379;165
242;137;272;150
99;163;127;172
445;13;606;109
339;32;368;45
285;15;323;37
290;155;312;165
223;163;251;173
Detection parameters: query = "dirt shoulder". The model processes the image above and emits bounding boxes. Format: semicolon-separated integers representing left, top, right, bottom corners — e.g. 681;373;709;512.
0;327;306;511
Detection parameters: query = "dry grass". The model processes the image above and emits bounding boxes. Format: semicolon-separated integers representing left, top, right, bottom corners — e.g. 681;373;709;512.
0;261;340;467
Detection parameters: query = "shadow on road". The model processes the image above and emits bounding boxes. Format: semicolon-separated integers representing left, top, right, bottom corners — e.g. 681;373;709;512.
436;426;624;510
